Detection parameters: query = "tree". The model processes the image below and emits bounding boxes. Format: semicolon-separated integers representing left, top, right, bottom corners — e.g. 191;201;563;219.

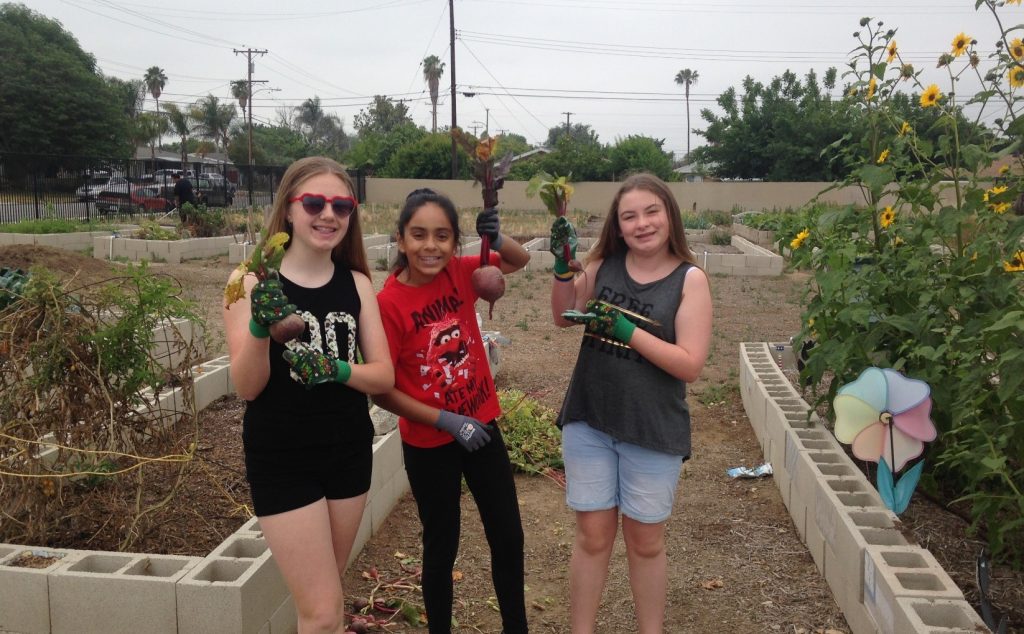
163;103;192;170
674;68;699;158
608;135;675;181
190;95;237;152
354;96;412;137
422;55;445;134
345;121;425;173
0;5;129;157
231;80;249;111
135;112;168;169
294;96;347;153
538;132;611;182
143;65;167;144
545;123;599;148
381;132;470;179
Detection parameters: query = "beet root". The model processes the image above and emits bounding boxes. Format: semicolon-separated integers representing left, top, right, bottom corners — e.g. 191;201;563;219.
471;265;506;319
269;313;306;344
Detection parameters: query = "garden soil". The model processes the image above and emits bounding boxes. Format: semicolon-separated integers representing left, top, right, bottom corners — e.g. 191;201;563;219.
2;241;1020;633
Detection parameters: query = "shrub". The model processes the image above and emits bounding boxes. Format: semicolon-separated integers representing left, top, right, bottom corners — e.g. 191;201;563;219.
498;389;562;475
134;220;178;240
0;218;115;234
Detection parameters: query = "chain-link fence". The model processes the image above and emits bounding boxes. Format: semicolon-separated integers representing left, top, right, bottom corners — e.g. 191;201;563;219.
0;153;364;225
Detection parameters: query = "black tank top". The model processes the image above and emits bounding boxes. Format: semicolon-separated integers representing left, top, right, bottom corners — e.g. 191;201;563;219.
243;265;373;452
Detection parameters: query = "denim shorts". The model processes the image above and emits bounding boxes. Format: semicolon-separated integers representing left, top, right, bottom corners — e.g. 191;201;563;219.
561;422;683;523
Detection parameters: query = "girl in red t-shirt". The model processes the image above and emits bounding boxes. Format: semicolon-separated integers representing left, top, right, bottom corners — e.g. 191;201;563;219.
374;188;531;634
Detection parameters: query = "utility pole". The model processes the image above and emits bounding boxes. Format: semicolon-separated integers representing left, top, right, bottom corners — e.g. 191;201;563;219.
234;47;267;209
449;0;458;179
562;111;574;130
485;108;490;135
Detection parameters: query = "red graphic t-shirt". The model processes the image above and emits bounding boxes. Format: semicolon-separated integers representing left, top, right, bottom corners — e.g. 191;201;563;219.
378;254;502;448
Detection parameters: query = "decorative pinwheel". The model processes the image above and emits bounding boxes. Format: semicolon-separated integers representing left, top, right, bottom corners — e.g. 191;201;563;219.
833;367;937;514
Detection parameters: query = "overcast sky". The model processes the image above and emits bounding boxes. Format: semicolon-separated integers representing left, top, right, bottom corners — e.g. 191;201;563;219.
29;0;1011;157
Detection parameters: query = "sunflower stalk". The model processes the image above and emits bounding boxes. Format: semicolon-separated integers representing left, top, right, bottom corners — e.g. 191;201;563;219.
451;128;512;267
222;232;289;307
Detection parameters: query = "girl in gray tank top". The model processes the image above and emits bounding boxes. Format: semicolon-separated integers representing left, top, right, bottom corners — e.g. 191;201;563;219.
549;173;713;633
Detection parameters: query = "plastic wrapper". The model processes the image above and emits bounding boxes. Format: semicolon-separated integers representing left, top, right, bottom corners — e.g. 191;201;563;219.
726;463;773;479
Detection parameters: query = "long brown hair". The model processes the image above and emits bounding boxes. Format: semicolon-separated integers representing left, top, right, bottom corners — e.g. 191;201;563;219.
587;173;696;267
263;156;369;277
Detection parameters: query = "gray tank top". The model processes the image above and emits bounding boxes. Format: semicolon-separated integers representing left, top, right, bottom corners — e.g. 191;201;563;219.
558;251;693;457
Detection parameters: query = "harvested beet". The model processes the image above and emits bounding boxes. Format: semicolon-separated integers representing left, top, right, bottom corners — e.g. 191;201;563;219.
472;265;506;319
269;313;305;344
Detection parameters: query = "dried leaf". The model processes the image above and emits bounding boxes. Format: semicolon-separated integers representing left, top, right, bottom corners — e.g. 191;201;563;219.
701;578;724;590
451;570;463;582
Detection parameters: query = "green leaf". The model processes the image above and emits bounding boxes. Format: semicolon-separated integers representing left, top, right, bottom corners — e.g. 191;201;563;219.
981;455;1006;472
872;62;887;79
982;311;1024;333
859;165;894;198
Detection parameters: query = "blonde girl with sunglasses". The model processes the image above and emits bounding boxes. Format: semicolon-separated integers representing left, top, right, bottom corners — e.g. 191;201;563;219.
223;156;393;633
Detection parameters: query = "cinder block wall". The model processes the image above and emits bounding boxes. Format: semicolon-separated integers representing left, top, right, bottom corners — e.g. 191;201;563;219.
738;343;988;634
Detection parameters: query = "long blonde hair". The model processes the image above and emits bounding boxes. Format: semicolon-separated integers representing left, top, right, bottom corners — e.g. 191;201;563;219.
587;173;696;267
263;156;369;277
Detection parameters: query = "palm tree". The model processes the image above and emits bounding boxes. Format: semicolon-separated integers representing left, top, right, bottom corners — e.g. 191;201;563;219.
674;68;699;158
136;112;168;175
230;80;249;112
190;95;237;152
422;55;446;133
144;66;167;145
163;103;192;171
295;97;342;148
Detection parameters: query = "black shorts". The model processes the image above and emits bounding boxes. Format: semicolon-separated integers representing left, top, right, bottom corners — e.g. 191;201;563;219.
244;441;372;517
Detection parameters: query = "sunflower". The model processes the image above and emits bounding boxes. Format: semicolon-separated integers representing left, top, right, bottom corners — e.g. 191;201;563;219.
1000;164;1011;175
867;77;877;100
790;228;810;250
990;185;1009;196
951;32;971;57
877;148;890;164
887;41;898;63
1010;66;1024;88
1011;38;1024;60
899;121;912;136
920;84;942;107
1008;0;1022;5
1004;250;1024;272
992;202;1011;214
880;206;896;228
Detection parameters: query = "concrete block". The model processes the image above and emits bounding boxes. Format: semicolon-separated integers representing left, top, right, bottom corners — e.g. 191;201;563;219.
349;507;374;569
211;535;270;560
49;552;199;634
236;516;263;536
864;545;963;633
194;362;231;411
892;597;989;633
369;430;403;496
269;595;298;634
176;550;289;634
0;546;81;634
823;542;884;634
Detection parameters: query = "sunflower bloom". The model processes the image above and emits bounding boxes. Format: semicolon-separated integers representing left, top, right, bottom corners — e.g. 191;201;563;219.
990;185;1009;196
920;84;942;107
899;121;912;136
1011;38;1024;60
1004;250;1024;272
1010;66;1024;88
877;148;890;164
790;228;810;250
887;41;898;63
951;32;971;57
880;206;896;228
866;77;877;100
992;202;1011;214
1008;0;1022;5
1000;164;1011;175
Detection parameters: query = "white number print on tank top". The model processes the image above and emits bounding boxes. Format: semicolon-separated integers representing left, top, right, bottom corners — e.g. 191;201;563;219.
285;311;357;382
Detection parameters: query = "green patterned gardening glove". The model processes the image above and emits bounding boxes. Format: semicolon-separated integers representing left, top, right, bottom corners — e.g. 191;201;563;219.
550;216;579;276
562;299;636;344
0;268;29;310
249;273;297;338
282;342;352;388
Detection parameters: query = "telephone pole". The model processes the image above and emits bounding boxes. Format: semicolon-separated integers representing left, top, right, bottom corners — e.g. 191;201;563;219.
449;0;458;179
234;47;267;208
562;111;574;129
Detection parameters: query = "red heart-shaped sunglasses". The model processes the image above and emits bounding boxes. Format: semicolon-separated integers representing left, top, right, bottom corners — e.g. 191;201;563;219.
288;193;358;217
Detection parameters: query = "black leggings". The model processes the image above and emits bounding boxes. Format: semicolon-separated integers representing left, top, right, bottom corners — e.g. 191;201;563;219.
402;424;528;634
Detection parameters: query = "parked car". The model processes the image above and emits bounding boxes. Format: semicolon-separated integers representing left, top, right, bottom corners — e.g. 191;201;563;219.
76;174;127;201
200;172;237;196
95;184;172;214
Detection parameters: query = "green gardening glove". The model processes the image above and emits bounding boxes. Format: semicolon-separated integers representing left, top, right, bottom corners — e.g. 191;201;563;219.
249;272;297;338
282;342;352;388
550;216;578;276
562;299;636;344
